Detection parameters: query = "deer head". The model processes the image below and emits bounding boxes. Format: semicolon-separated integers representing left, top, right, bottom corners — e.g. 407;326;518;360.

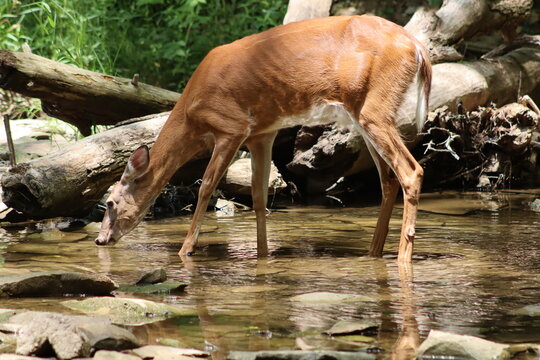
95;145;152;245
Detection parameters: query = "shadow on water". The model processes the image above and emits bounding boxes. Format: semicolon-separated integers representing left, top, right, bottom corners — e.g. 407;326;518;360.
0;191;539;358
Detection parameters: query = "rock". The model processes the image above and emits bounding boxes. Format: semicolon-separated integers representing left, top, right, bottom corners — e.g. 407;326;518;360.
227;350;375;360
289;292;372;304
510;304;540;316
135;268;167;285
119;281;187;295
415;330;539;360
220;158;286;196
0;271;117;297
62;297;197;326
323;321;378;336
0;355;55;360
131;345;208;360
0;311;139;360
530;199;540;212
93;350;141;360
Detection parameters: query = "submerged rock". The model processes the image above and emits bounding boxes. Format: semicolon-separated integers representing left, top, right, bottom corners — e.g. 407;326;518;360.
323;321;378;336
0;311;139;359
290;292;372;304
131;345;208;359
93;350;141;360
62;296;197;326
119;281;187;295
135;268;167;285
510;304;540;316
416;330;539;360
0;355;51;360
530;199;540;212
227;350;375;360
0;271;117;297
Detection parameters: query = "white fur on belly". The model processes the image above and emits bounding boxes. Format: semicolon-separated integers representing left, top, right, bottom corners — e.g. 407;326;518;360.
270;102;356;132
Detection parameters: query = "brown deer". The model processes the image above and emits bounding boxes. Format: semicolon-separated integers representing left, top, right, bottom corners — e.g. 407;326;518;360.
95;15;432;263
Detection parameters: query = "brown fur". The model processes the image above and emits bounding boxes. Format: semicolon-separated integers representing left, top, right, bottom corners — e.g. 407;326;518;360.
96;15;432;263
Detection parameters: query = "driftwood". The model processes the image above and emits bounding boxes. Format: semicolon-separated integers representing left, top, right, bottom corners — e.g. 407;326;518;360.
420;99;539;189
0;50;180;135
1;113;169;218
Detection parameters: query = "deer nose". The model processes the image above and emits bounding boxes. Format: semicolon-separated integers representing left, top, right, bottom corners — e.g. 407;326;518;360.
95;236;114;245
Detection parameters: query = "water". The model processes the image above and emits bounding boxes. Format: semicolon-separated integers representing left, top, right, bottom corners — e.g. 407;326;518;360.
0;191;539;359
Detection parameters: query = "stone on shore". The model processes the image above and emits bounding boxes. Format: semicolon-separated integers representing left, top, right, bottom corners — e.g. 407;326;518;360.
0;311;139;359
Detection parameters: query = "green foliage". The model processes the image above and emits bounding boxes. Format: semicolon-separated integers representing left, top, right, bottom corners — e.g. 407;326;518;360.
1;0;287;91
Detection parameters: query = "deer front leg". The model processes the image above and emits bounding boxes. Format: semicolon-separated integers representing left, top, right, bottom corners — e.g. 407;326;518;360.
179;135;245;257
365;143;400;257
246;131;278;258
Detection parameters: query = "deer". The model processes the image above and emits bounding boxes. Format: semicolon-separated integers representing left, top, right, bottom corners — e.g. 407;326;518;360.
95;15;432;263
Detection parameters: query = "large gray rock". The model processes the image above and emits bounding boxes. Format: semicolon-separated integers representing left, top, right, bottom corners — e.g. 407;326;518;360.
416;330;539;360
0;311;139;359
0;271;117;297
227;350;375;360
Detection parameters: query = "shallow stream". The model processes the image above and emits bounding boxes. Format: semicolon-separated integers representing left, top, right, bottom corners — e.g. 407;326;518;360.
0;190;539;359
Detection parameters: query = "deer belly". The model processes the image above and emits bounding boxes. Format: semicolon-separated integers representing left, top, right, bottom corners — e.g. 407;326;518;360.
273;102;355;131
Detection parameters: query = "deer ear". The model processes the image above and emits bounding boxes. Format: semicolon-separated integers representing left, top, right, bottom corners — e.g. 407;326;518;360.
123;145;150;183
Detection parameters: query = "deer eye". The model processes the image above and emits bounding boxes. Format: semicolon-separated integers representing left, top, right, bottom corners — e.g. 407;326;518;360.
106;200;114;209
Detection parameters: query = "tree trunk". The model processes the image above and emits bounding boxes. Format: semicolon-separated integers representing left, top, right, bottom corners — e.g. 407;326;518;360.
0;113;170;218
404;0;534;63
0;50;180;135
283;0;333;24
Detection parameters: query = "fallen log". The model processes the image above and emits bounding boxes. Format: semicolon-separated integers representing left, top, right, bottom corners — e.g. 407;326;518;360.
0;50;180;135
1;113;170;218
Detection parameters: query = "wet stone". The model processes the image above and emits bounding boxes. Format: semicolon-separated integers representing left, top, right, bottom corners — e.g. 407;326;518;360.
135;267;167;285
227;350;375;360
0;311;139;360
324;321;379;336
118;281;187;295
0;271;117;297
93;350;141;360
130;345;209;359
415;330;539;360
510;304;540;316
530;199;540;212
62;296;197;326
290;292;372;304
0;355;55;360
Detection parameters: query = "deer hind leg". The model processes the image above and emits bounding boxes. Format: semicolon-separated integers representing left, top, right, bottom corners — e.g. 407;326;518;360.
245;131;278;258
358;115;423;263
178;134;246;257
365;142;400;257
